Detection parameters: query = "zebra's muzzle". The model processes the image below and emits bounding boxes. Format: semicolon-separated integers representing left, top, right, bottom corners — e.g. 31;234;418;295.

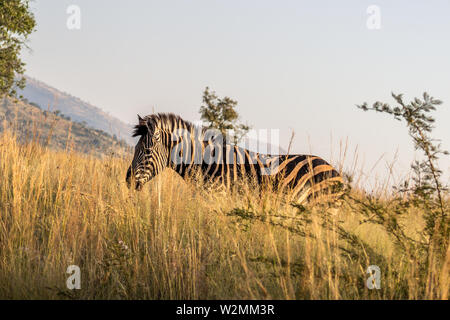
126;168;145;191
126;167;135;189
135;181;143;191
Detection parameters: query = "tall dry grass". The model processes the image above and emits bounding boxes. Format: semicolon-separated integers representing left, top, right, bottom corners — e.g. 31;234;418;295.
0;129;448;299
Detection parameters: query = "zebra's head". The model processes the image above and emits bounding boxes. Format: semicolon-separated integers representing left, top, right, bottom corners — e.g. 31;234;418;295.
126;115;169;190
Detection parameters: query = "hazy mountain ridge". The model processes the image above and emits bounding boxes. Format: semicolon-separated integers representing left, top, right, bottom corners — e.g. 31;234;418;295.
18;76;134;145
0;97;130;157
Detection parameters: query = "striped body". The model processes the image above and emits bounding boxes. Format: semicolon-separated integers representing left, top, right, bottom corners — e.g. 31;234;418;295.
126;113;342;204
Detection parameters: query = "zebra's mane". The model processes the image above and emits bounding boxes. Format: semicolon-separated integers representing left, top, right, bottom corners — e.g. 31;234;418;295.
132;113;204;137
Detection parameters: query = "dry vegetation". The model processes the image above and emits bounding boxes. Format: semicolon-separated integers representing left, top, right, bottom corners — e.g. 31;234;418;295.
0;127;448;300
0;97;129;156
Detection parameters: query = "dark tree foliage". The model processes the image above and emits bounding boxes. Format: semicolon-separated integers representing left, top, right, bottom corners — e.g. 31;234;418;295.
0;0;36;97
199;87;250;145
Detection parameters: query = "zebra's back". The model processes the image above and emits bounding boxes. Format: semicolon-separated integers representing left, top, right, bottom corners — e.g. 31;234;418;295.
173;143;343;204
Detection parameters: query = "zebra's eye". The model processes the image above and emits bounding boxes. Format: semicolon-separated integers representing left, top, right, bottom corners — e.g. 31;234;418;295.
153;131;161;141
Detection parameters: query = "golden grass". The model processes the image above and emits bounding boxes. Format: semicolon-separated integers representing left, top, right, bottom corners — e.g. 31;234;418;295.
0;130;448;299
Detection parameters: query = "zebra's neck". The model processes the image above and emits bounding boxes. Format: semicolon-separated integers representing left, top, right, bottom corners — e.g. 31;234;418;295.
167;129;245;180
152;113;271;181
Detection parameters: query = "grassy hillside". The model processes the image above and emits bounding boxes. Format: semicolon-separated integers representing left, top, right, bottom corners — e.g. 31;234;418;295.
0;97;130;157
0;129;447;299
18;76;134;145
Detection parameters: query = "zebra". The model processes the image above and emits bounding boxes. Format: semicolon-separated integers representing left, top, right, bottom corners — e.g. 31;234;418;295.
126;113;343;204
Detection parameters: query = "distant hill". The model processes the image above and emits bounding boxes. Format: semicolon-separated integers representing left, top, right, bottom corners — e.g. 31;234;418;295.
0;97;130;157
18;76;134;145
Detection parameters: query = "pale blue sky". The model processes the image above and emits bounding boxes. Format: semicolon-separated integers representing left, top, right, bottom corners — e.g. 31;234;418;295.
21;0;450;187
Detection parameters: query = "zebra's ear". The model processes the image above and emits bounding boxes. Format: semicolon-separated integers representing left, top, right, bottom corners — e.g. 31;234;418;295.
138;115;146;126
133;115;149;137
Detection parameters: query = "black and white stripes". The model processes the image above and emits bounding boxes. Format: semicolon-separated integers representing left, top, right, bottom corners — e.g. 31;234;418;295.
126;113;342;203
